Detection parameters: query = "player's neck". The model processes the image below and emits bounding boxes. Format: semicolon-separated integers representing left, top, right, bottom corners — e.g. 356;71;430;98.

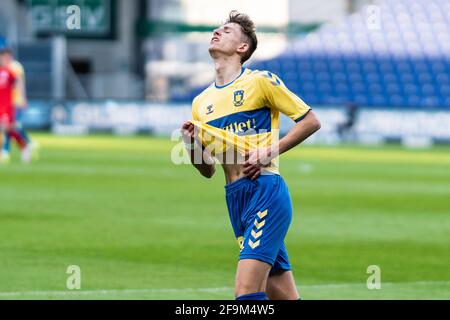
213;58;243;87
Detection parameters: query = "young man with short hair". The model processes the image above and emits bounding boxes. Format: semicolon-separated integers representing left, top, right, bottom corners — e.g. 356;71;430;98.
181;11;321;300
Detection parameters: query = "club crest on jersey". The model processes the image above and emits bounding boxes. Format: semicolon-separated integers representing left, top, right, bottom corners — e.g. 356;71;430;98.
233;90;244;107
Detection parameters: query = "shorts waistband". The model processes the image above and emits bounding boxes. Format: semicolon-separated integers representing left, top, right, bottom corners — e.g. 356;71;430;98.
224;173;279;194
225;176;254;194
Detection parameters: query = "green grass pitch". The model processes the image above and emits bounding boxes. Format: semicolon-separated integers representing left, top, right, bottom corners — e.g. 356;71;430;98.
0;133;449;299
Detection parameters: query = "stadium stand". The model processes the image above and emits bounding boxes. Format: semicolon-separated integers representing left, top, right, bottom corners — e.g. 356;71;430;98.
174;0;450;108
0;36;6;49
17;41;53;99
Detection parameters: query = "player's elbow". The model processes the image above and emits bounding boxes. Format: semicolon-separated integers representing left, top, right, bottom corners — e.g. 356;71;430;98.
313;118;321;132
202;167;215;179
308;111;321;132
200;164;216;179
203;173;214;179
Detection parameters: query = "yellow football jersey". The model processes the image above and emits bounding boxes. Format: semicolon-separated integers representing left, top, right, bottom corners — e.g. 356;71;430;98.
9;60;26;107
191;68;311;174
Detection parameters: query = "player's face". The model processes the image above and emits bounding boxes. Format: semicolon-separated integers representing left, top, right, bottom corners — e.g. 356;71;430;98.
209;22;248;58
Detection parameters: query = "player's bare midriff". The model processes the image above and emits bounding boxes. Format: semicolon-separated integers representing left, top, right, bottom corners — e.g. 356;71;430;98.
215;147;273;185
216;149;249;184
222;163;246;184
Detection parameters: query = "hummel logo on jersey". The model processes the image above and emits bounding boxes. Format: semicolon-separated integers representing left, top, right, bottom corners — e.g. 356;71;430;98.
263;71;281;86
206;104;214;114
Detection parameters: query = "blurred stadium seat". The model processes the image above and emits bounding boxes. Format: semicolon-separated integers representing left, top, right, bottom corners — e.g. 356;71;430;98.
176;0;450;108
17;41;53;99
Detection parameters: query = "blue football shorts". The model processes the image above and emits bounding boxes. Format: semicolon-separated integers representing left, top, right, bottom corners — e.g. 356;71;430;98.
225;174;293;272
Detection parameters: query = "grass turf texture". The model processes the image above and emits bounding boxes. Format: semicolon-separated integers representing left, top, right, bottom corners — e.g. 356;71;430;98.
0;134;449;300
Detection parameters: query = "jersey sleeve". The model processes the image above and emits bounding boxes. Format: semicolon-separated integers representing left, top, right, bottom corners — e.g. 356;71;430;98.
191;97;200;121
258;71;311;122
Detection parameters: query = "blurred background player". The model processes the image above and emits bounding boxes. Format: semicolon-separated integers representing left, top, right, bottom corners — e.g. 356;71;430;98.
337;102;359;143
0;48;30;163
0;45;36;164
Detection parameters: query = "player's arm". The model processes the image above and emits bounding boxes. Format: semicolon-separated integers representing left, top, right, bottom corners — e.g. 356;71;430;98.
277;110;320;155
181;121;216;178
12;64;27;108
244;72;320;179
15;75;28;109
244;113;320;179
181;121;216;179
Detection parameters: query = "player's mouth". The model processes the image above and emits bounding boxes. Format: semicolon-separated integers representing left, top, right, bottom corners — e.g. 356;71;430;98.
210;36;220;44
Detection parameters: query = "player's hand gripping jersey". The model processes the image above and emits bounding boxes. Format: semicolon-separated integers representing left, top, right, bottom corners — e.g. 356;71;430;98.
191;68;311;172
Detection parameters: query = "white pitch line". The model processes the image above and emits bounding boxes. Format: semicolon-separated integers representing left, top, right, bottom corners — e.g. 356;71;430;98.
302;280;450;289
0;281;449;298
0;287;236;297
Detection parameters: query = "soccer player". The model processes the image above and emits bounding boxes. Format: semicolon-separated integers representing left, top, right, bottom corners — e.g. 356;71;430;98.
0;47;34;164
0;49;30;163
181;11;321;300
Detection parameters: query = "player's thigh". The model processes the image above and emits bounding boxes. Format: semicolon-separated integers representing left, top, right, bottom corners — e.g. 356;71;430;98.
0;114;13;131
235;258;272;296
0;114;6;130
266;270;299;300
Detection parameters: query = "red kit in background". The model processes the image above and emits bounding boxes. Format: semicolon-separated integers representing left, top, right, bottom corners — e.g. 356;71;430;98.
0;66;16;124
